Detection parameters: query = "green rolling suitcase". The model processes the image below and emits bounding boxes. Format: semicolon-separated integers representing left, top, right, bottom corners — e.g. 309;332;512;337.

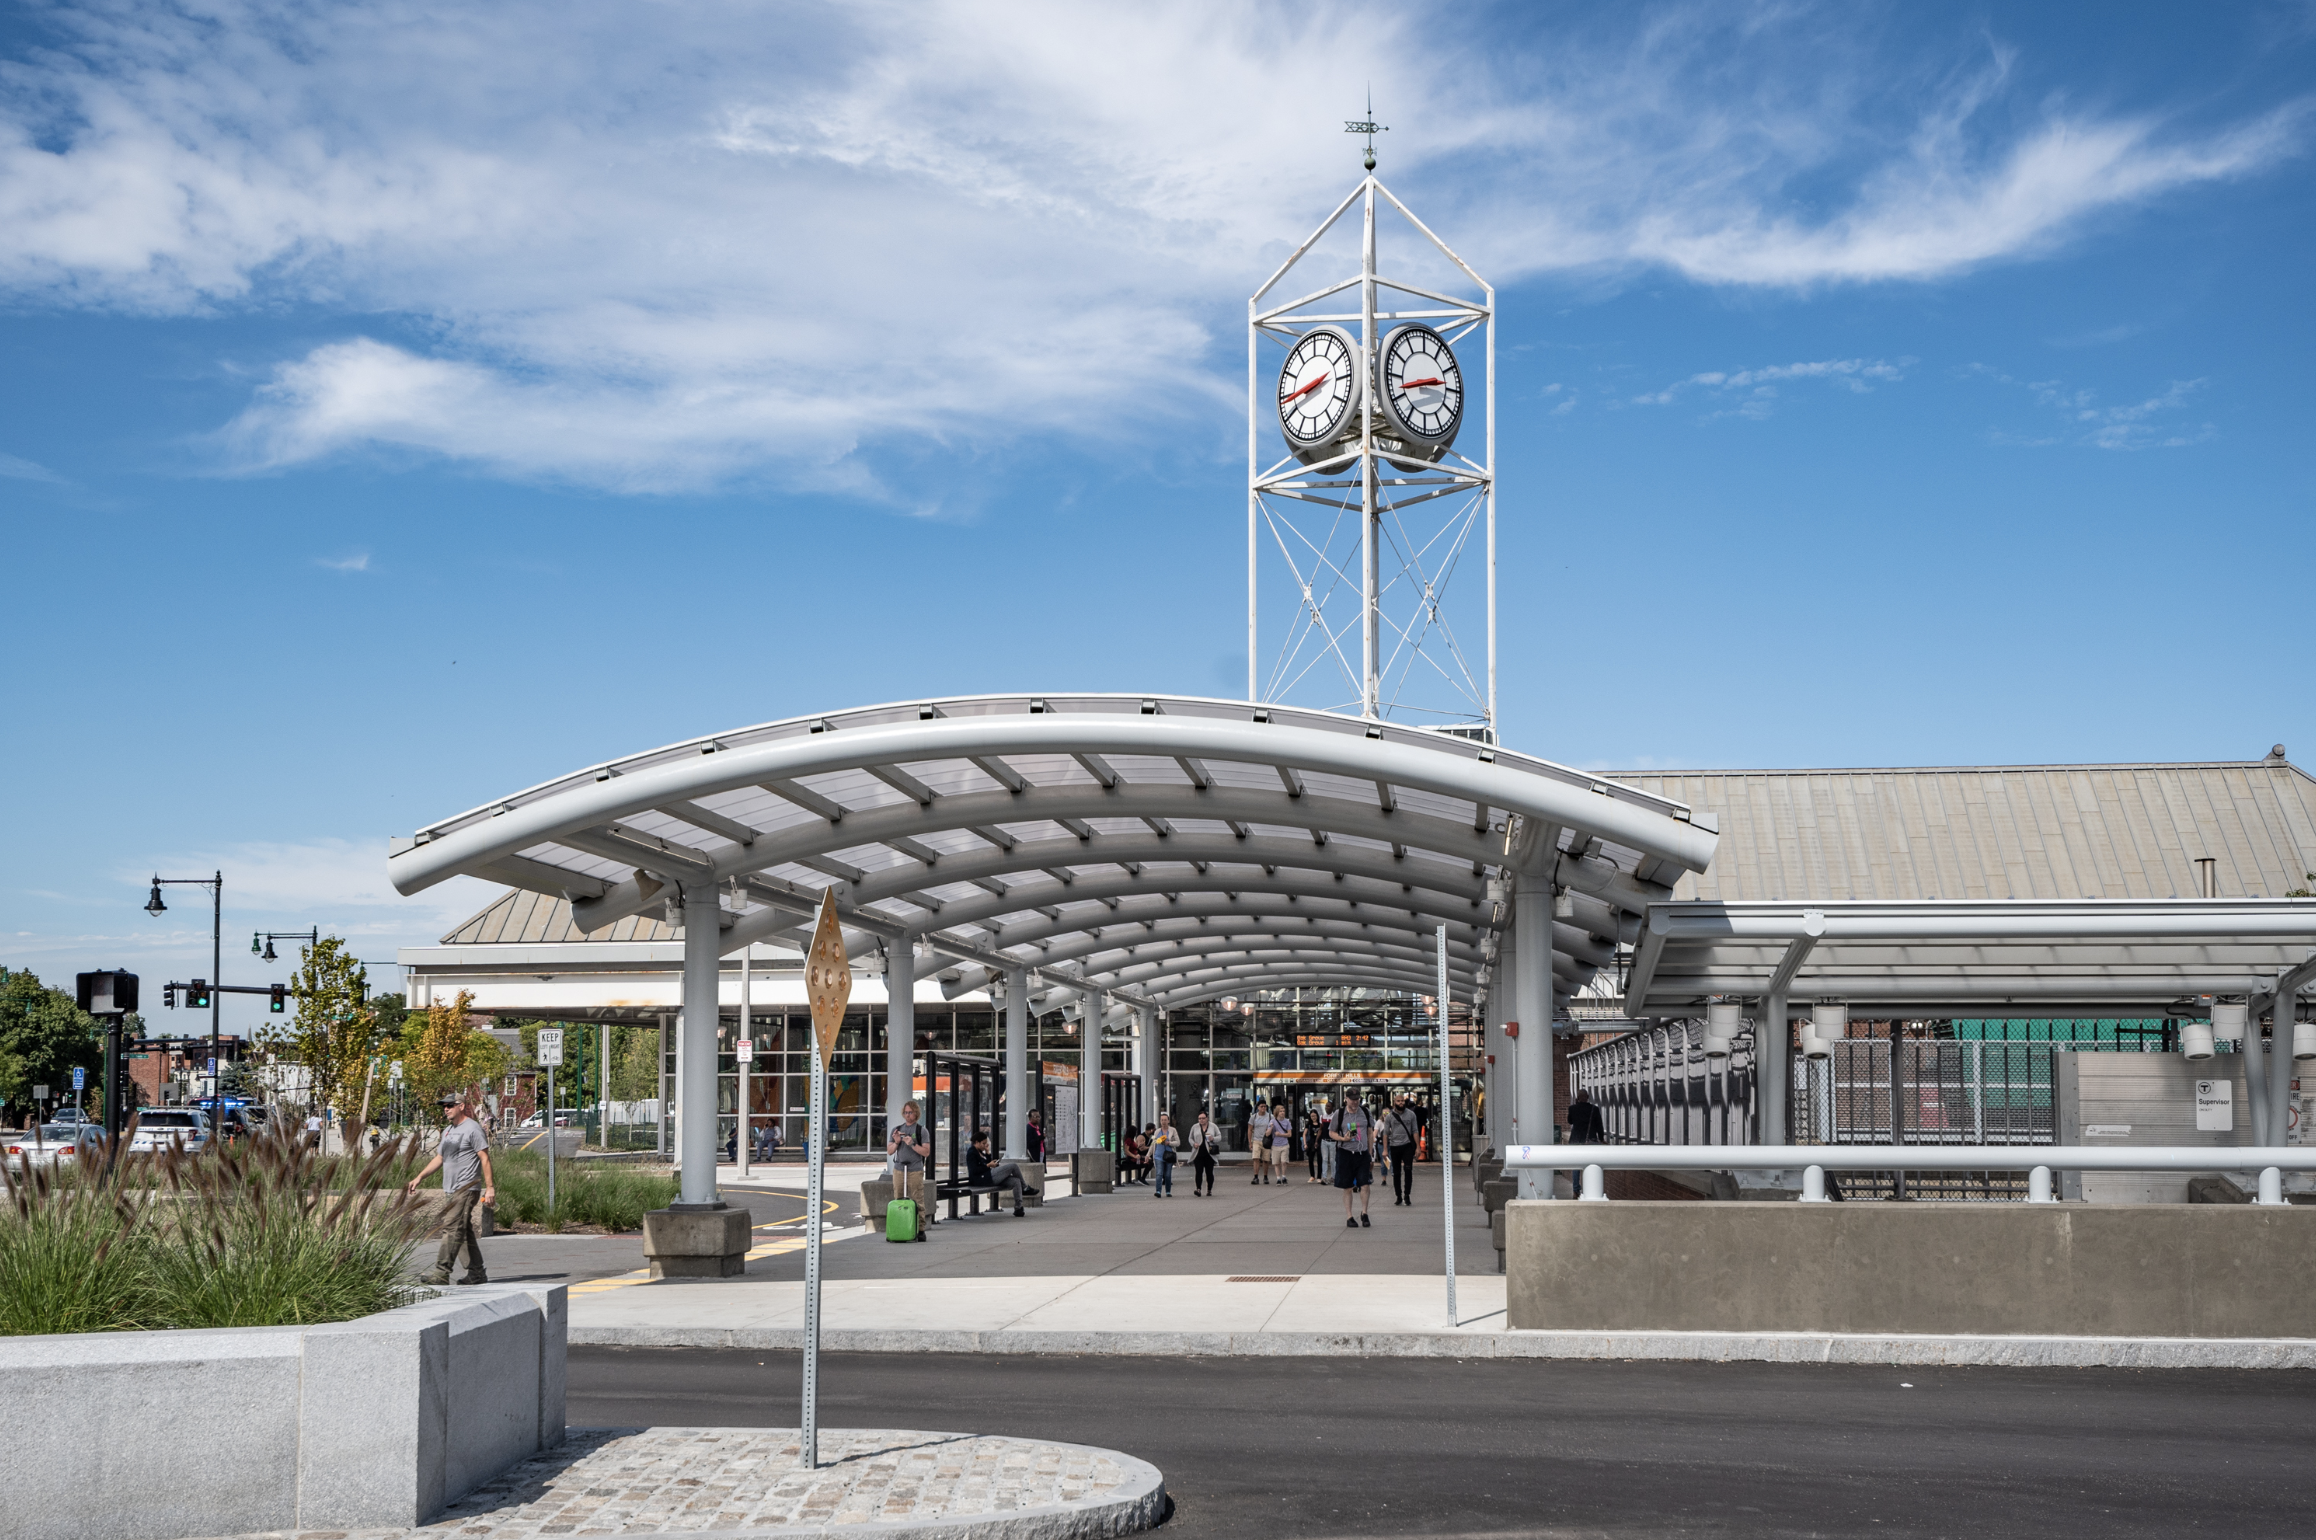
885;1197;921;1242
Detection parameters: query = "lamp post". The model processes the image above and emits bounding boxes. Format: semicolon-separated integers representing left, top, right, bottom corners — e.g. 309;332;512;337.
252;928;318;964
147;873;223;1120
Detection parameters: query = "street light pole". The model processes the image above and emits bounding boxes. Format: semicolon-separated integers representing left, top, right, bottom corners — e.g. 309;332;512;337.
148;872;224;1124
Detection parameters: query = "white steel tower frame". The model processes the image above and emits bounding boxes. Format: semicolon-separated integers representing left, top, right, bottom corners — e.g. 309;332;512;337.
1247;174;1496;736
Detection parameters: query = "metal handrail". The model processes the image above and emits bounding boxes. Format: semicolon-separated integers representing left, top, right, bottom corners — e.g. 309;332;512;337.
1501;1143;2316;1206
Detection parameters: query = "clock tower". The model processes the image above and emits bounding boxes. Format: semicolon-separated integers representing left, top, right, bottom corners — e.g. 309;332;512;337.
1247;115;1496;736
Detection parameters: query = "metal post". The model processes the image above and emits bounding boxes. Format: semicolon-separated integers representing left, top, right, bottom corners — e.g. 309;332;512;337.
209;873;221;1131
1513;870;1552;1197
1759;991;1788;1149
545;1059;555;1215
655;1013;668;1157
1438;924;1456;1327
2267;1006;2293;1158
676;884;723;1209
1484;282;1497;738
1359;177;1379;719
1005;966;1029;1161
737;945;751;1178
886;934;916;1155
600;1023;610;1150
802;1043;825;1465
1248;292;1259;703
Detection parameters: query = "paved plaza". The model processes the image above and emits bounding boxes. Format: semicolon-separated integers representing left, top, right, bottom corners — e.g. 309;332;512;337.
195;1426;1163;1539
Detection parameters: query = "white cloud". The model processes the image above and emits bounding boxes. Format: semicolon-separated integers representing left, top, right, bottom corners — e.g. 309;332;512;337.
0;450;63;482
1633;357;1909;417
0;1;2299;490
315;549;370;572
1972;365;2215;449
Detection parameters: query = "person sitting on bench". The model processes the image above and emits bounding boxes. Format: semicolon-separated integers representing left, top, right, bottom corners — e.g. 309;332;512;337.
966;1131;1030;1217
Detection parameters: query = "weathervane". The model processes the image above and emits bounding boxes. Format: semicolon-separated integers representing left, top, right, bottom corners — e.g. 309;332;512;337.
1345;88;1387;171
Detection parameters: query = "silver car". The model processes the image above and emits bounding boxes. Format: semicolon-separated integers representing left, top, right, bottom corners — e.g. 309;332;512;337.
4;1122;107;1173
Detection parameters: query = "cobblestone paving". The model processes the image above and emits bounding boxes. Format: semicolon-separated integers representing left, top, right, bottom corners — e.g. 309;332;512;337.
207;1426;1159;1538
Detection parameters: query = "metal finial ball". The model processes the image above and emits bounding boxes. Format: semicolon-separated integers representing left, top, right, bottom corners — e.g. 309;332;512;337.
1363;148;1376;171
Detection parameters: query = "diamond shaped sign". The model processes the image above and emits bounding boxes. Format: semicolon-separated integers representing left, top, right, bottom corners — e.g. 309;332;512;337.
804;889;851;1070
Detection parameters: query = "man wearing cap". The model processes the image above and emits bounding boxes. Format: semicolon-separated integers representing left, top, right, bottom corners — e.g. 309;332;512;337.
405;1094;496;1286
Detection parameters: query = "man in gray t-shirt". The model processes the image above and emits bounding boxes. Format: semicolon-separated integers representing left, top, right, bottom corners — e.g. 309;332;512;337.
406;1095;496;1285
886;1099;932;1231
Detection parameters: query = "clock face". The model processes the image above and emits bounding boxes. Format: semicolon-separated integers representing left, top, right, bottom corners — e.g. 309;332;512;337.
1377;324;1463;453
1276;326;1360;459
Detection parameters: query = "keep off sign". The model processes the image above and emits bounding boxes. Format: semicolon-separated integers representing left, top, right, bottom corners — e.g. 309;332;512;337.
537;1028;565;1067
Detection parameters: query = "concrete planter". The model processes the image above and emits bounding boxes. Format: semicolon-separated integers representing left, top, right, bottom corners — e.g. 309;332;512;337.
1506;1201;2316;1338
0;1283;566;1540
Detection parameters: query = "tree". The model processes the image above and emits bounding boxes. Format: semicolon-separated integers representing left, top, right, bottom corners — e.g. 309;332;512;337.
0;968;102;1119
396;991;510;1125
256;938;384;1144
608;1022;663;1103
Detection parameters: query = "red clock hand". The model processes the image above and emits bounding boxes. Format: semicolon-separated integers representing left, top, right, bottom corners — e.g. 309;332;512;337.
1396;377;1444;390
1280;371;1330;406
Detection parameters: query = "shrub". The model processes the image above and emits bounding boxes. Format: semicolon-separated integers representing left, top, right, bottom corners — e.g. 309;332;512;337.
490;1148;675;1232
0;1124;434;1336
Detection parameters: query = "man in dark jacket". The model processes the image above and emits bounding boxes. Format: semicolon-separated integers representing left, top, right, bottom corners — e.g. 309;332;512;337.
1567;1088;1607;1144
967;1131;1030;1217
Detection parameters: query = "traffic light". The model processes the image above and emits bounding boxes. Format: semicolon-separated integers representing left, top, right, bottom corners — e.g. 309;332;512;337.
164;983;180;1009
185;979;211;1010
269;983;287;1013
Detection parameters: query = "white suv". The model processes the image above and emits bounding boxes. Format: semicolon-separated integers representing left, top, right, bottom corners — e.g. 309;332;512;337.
128;1109;212;1156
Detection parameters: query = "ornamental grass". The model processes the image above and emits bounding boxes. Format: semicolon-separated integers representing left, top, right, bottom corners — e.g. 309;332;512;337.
0;1122;434;1336
490;1146;676;1233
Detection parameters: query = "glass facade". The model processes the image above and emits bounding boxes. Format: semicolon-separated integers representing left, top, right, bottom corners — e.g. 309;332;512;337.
671;1005;1090;1156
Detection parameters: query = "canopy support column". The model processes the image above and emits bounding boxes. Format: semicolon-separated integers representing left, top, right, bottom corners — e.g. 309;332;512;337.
1757;990;1788;1147
1136;1002;1156;1134
676;882;723;1209
1005;967;1030;1161
1513;870;1553;1198
887;933;916;1150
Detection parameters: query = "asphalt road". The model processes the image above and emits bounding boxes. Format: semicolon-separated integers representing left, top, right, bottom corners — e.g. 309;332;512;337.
568;1348;2315;1539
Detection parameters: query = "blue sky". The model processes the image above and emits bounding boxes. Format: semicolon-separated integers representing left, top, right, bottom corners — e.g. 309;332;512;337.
3;0;2312;1030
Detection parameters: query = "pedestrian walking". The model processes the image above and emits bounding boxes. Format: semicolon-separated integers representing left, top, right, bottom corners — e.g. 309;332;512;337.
1331;1089;1375;1228
1249;1105;1274;1184
1383;1093;1423;1206
1304;1105;1326;1182
1026;1110;1048;1164
1568;1088;1607;1145
1266;1100;1294;1183
404;1094;496;1285
888;1099;932;1236
1149;1112;1179;1197
1186;1110;1222;1194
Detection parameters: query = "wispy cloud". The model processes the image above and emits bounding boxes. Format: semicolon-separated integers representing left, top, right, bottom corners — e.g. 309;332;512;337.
0;450;64;483
0;2;2299;491
315;550;371;572
1632;357;1910;419
1971;365;2214;448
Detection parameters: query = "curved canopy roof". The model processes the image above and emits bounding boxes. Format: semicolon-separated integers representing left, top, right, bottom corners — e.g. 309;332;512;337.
389;694;1717;1014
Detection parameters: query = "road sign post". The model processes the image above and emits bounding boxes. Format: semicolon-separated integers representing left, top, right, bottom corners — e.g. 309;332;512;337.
800;890;852;1470
538;1028;565;1215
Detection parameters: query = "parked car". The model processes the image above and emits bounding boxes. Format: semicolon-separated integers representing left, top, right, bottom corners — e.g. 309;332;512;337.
128;1109;212;1156
5;1122;107;1172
